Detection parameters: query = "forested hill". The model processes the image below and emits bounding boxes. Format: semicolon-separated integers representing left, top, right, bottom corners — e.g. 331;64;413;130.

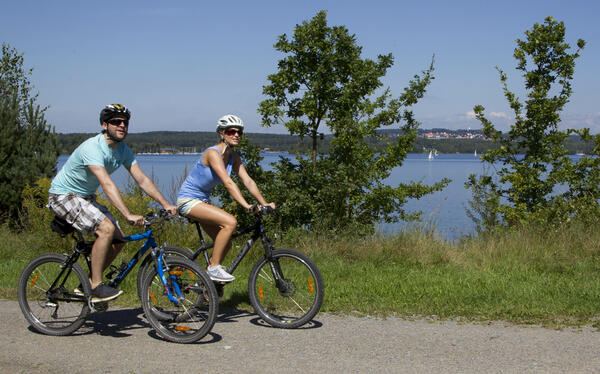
56;130;595;155
57;131;308;154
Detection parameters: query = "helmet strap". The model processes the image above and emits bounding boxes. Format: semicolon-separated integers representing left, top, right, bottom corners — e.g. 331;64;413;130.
106;131;123;143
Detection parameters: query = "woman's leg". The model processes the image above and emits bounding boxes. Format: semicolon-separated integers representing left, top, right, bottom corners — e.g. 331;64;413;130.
186;203;237;266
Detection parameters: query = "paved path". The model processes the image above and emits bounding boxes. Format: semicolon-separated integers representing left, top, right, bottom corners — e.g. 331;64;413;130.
2;299;599;373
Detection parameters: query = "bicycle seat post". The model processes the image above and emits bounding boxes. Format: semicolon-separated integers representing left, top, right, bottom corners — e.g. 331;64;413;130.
193;221;207;245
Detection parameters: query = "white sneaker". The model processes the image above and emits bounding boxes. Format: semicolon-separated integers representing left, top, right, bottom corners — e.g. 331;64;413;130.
207;265;235;283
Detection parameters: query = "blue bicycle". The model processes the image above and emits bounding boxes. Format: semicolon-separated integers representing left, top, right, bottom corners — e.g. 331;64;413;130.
17;210;218;344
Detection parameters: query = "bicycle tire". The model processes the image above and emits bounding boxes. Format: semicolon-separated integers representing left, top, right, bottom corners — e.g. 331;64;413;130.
18;253;91;336
136;246;192;299
248;248;324;329
140;256;218;343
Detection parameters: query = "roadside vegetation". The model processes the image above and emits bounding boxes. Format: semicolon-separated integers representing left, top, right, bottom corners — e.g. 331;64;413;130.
1;181;599;328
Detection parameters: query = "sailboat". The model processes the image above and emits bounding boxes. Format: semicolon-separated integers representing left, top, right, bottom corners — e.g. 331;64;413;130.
428;150;433;160
474;149;477;157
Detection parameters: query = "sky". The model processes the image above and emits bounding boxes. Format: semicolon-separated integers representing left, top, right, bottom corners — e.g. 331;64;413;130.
2;0;599;134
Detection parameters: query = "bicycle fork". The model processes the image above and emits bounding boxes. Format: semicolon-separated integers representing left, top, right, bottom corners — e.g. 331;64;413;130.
152;248;182;304
260;236;289;293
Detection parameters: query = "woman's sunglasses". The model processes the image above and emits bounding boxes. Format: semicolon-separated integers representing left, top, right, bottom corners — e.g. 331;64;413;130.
225;128;243;136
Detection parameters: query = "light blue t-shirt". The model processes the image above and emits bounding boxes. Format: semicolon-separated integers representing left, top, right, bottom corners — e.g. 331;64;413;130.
49;133;137;196
177;146;233;201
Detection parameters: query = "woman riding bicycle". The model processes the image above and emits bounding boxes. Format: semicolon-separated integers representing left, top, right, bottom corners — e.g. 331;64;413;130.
176;115;275;282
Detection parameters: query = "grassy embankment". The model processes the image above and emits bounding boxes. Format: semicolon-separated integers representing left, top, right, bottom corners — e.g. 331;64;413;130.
2;179;600;328
2;206;600;328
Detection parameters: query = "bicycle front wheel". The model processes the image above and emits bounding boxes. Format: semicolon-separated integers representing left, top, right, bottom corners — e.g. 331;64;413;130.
140;256;218;343
136;246;192;300
248;248;324;328
17;253;91;336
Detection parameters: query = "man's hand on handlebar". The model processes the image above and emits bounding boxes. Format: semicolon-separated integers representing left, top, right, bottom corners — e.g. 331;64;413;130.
126;213;145;226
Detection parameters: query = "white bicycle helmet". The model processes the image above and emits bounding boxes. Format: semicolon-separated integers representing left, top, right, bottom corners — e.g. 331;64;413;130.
216;114;244;132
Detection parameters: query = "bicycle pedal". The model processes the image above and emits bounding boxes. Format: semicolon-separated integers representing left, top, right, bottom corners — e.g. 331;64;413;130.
93;301;109;313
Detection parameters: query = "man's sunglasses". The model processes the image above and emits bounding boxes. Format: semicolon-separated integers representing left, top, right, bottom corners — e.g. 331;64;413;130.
107;118;129;126
225;128;243;136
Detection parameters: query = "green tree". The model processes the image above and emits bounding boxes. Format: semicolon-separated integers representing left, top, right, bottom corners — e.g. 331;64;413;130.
0;43;58;222
466;17;600;230
258;11;448;234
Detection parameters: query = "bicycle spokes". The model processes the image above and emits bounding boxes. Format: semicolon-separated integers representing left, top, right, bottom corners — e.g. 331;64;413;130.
141;257;218;343
249;250;323;328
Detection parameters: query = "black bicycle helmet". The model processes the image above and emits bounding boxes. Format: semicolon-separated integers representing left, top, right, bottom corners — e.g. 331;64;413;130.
99;104;131;124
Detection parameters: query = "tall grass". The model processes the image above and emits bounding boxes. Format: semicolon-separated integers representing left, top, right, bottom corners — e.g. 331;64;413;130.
3;180;600;327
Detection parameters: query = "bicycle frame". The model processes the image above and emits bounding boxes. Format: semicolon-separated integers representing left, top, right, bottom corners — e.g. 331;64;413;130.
186;214;286;290
70;224;182;304
105;229;157;287
188;219;266;273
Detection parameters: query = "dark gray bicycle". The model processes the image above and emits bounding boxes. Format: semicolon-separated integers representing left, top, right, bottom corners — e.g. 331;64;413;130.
138;206;324;328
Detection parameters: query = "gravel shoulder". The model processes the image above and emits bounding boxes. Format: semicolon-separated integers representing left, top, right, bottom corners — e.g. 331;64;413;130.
2;299;599;373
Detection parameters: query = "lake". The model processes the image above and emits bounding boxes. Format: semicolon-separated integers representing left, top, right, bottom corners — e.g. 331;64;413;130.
57;152;486;240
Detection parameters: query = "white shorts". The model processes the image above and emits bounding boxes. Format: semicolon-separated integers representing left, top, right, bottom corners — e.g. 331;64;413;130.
176;197;209;216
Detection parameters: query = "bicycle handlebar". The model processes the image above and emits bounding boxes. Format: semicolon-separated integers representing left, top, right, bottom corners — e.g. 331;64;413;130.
249;204;276;216
143;209;174;226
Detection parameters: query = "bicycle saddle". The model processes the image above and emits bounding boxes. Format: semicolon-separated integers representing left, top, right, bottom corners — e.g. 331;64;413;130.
50;216;75;236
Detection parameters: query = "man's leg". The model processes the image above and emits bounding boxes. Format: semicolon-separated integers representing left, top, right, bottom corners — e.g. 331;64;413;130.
90;218;116;289
48;194;123;301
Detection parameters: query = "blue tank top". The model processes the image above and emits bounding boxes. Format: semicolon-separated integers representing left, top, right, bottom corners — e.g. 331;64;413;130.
177;146;233;201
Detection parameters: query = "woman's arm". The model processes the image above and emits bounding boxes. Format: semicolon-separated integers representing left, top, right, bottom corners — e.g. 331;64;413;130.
205;149;253;210
233;153;275;209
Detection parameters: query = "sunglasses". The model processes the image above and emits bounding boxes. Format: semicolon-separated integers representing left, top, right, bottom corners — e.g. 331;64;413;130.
107;118;129;126
225;128;243;136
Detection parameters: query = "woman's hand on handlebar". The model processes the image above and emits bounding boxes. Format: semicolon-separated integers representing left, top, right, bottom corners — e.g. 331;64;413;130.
162;204;178;216
248;202;276;215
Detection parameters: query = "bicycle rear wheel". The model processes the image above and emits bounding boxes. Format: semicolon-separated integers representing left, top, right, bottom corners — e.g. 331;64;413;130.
248;248;324;328
18;253;91;336
140;256;218;343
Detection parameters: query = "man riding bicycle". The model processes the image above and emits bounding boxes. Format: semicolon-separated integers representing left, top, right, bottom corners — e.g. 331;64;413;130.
47;104;177;302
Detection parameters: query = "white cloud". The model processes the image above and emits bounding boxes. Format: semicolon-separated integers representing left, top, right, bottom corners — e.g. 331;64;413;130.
561;112;600;133
489;111;510;119
458;111;477;121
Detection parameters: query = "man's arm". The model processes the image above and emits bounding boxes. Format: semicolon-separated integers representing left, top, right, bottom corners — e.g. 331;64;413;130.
88;165;144;226
126;163;177;215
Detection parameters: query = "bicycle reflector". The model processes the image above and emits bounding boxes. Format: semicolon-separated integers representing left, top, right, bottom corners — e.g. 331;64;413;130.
258;284;264;300
30;273;39;288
